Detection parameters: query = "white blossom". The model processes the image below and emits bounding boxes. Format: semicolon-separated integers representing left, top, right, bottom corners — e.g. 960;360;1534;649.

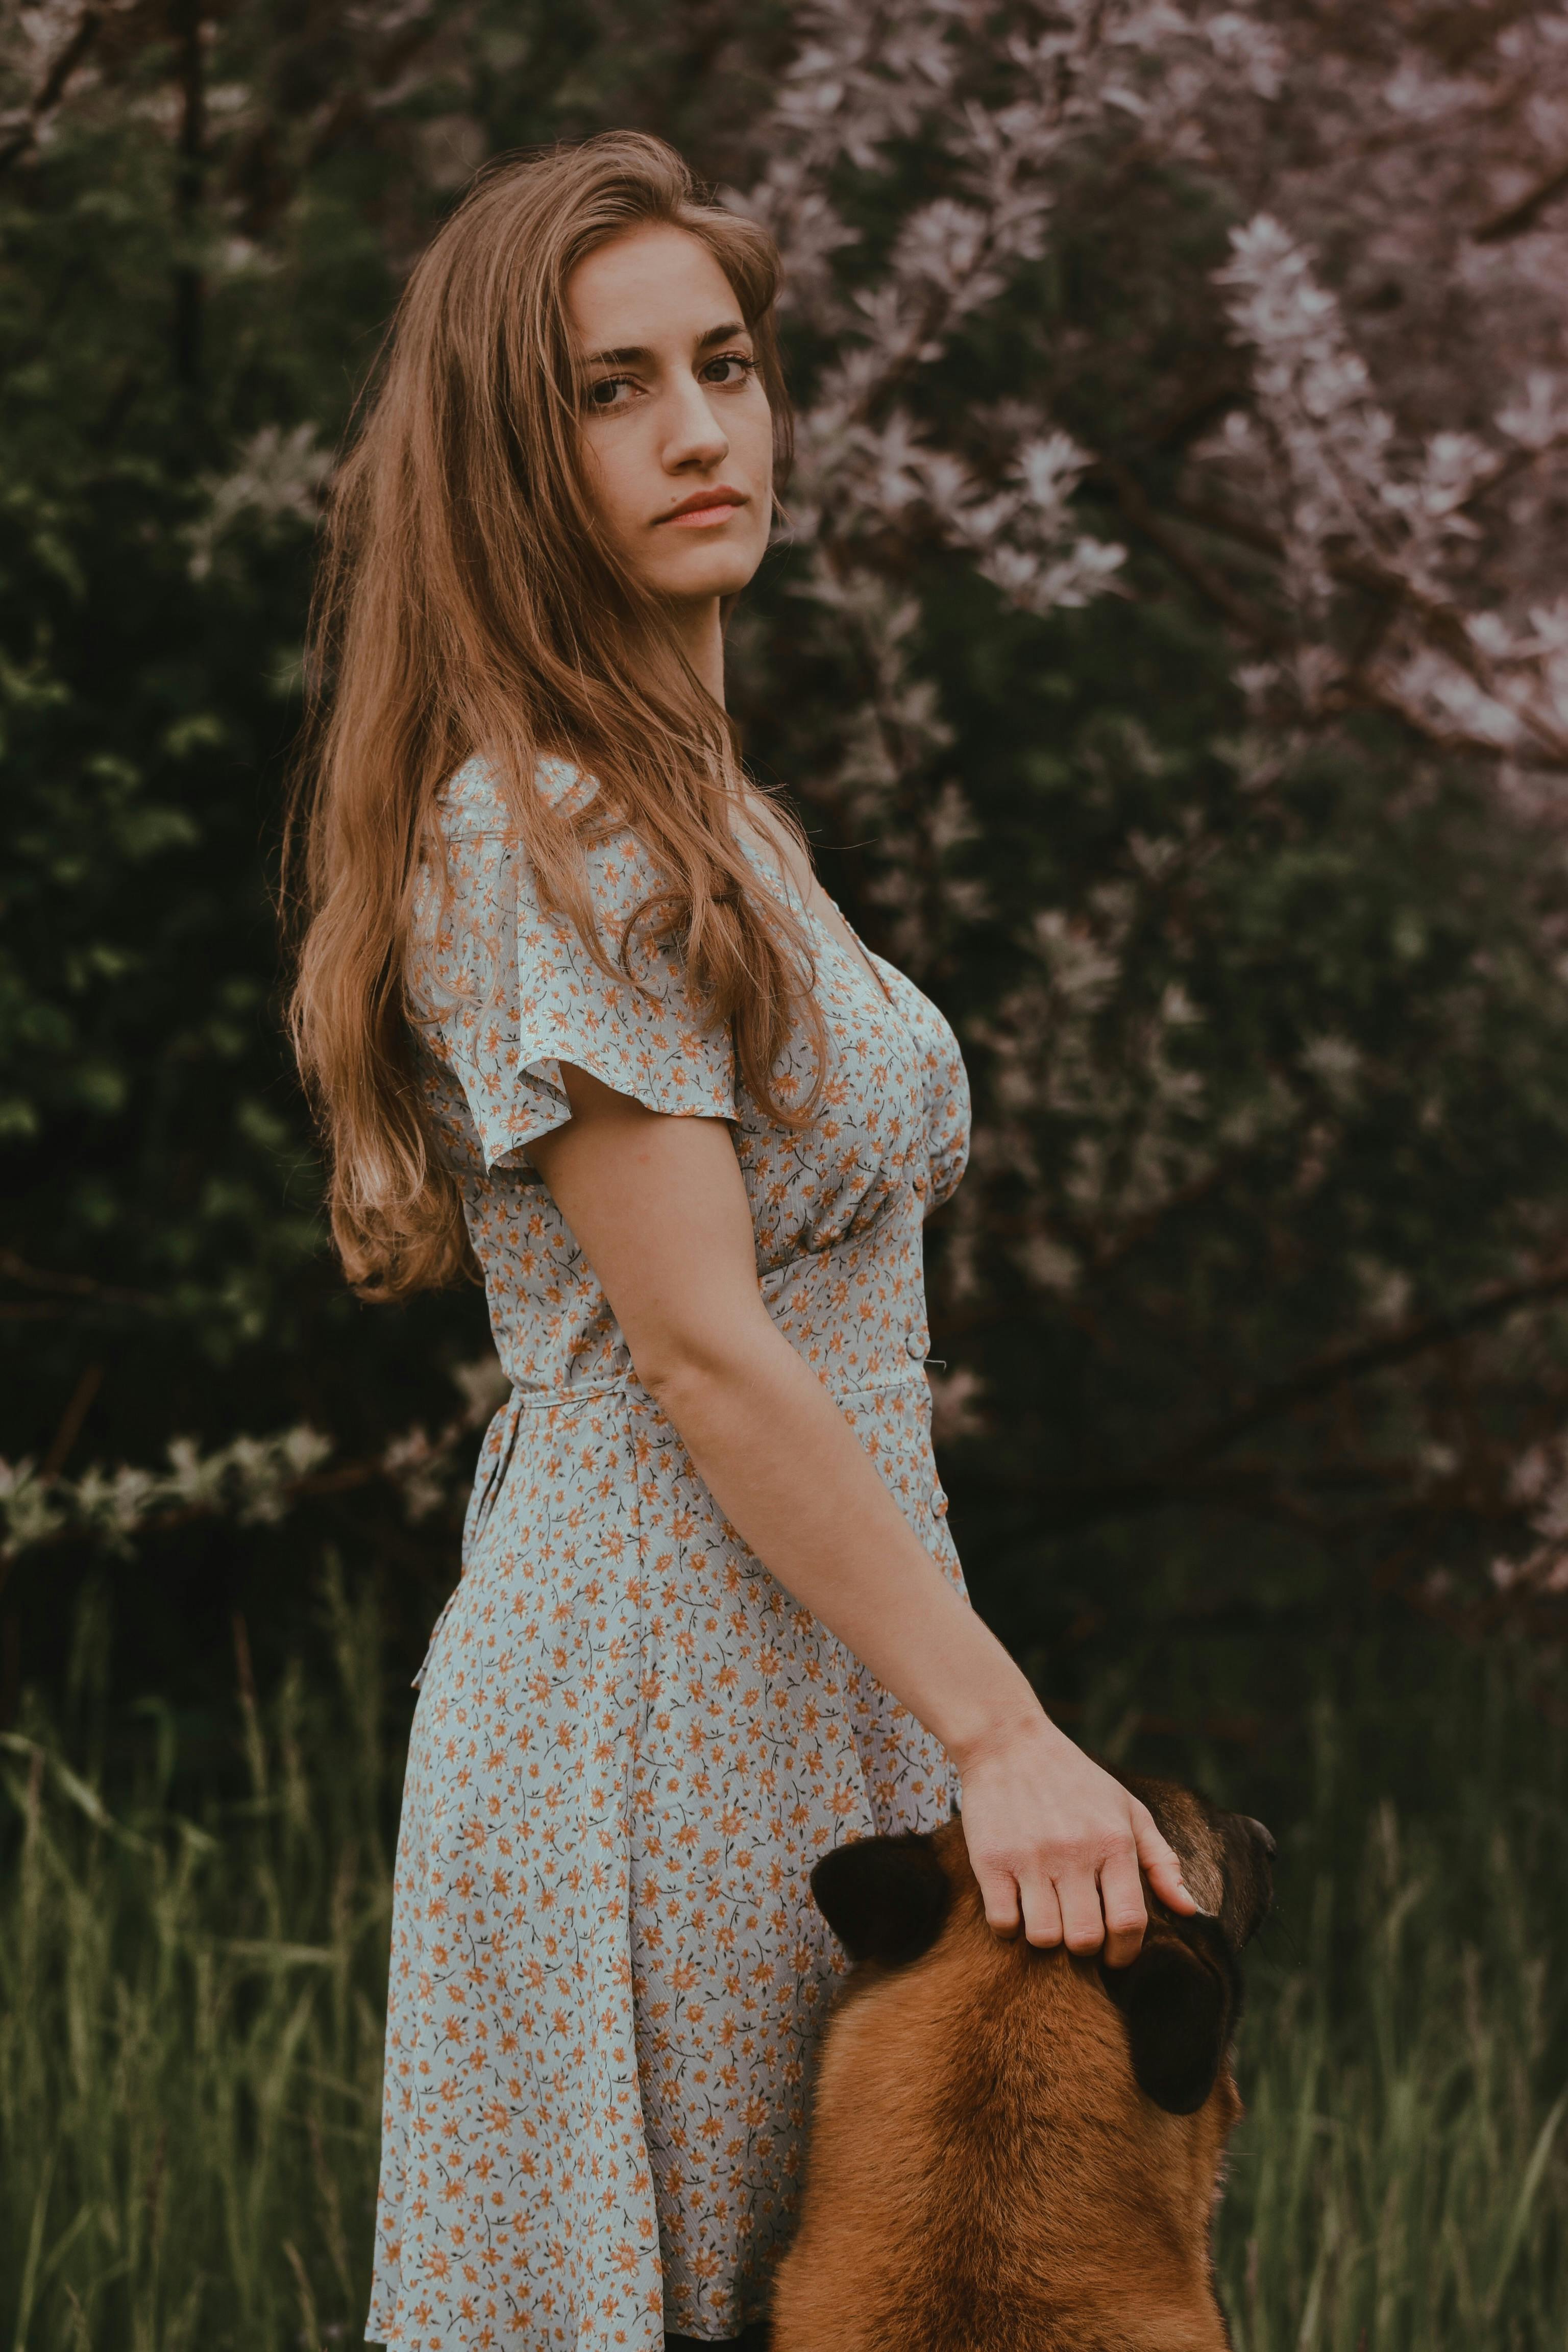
0;1354;507;1560
188;425;332;581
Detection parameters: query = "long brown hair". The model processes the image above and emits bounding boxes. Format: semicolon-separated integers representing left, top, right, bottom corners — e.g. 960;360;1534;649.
286;132;821;1299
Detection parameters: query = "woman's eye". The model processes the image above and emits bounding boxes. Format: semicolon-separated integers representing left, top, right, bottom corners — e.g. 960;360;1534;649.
584;356;754;410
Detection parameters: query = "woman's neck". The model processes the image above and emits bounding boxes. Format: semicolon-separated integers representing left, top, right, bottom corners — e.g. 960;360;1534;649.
663;594;726;705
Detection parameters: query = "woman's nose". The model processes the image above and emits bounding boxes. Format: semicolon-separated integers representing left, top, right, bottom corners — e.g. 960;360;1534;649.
662;374;729;471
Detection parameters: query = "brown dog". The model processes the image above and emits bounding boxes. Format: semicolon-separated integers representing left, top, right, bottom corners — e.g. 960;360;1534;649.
769;1777;1275;2352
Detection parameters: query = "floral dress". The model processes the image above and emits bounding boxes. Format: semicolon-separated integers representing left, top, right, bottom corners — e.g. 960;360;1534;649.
366;756;972;2352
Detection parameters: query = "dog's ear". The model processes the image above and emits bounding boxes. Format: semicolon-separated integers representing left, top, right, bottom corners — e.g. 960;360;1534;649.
1101;1917;1237;2115
1217;1812;1277;1950
810;1832;951;1968
1121;1773;1277;1954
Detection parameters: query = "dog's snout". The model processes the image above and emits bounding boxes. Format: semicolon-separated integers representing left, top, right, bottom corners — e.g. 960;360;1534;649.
1243;1816;1277;1863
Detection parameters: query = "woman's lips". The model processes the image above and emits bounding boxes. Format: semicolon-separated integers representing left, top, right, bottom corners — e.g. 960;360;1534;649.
656;492;747;529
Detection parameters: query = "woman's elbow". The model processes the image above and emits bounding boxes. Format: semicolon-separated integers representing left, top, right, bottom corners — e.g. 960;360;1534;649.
630;1318;773;1414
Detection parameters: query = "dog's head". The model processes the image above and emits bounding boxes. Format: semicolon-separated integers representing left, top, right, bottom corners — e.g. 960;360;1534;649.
809;1773;1274;2118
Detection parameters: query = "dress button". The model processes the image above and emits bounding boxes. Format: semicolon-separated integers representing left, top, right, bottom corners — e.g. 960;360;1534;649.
905;1332;926;1360
932;1487;948;1516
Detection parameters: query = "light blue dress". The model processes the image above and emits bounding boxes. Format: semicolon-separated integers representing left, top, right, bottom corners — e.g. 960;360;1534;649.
366;757;972;2349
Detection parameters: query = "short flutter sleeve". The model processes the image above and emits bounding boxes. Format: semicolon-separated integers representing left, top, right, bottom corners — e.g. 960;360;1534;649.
925;1027;971;1213
410;757;737;1172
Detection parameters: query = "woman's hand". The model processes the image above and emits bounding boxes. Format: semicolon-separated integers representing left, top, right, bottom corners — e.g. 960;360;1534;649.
954;1711;1197;1970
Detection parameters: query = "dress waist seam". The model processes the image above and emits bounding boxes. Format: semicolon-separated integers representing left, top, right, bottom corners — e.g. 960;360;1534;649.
504;1362;930;1411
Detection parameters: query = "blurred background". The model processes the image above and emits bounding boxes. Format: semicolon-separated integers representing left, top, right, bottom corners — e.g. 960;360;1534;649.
5;0;1568;2343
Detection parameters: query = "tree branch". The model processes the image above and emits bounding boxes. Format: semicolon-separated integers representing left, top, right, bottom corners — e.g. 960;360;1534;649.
945;1261;1568;1535
1101;461;1282;646
0;1250;165;1313
0;4;103;174
1134;476;1568;768
1164;1257;1568;1471
1473;158;1568;244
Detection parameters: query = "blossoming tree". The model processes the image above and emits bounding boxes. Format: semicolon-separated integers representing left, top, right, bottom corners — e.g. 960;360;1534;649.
4;0;1568;1711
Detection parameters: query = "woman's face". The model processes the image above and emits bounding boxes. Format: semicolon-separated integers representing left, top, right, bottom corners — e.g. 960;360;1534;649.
567;224;774;612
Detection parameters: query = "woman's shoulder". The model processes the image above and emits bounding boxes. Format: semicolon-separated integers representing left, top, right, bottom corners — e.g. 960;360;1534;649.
420;753;666;961
433;752;594;839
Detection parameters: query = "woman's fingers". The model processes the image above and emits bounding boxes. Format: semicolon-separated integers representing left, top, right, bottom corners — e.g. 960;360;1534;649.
1019;1874;1063;1951
1055;1867;1109;1956
1130;1797;1199;1915
977;1863;1022;1938
1097;1843;1149;1970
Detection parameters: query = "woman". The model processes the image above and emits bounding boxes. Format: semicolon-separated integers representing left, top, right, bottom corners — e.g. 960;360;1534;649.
290;132;1194;2352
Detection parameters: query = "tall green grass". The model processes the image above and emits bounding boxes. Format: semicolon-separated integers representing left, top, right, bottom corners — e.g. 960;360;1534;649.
2;1574;1565;2348
1216;1694;1568;2351
0;1563;394;2351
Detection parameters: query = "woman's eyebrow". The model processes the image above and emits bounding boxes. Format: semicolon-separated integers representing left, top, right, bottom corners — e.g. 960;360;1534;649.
583;320;750;369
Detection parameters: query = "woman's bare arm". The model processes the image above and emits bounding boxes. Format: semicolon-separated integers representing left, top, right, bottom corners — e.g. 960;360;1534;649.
527;1064;1196;1965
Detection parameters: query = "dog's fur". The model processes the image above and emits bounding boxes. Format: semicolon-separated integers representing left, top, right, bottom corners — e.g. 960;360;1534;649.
769;1777;1275;2352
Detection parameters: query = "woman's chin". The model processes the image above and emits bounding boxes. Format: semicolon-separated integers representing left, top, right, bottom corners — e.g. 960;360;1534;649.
643;546;767;605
